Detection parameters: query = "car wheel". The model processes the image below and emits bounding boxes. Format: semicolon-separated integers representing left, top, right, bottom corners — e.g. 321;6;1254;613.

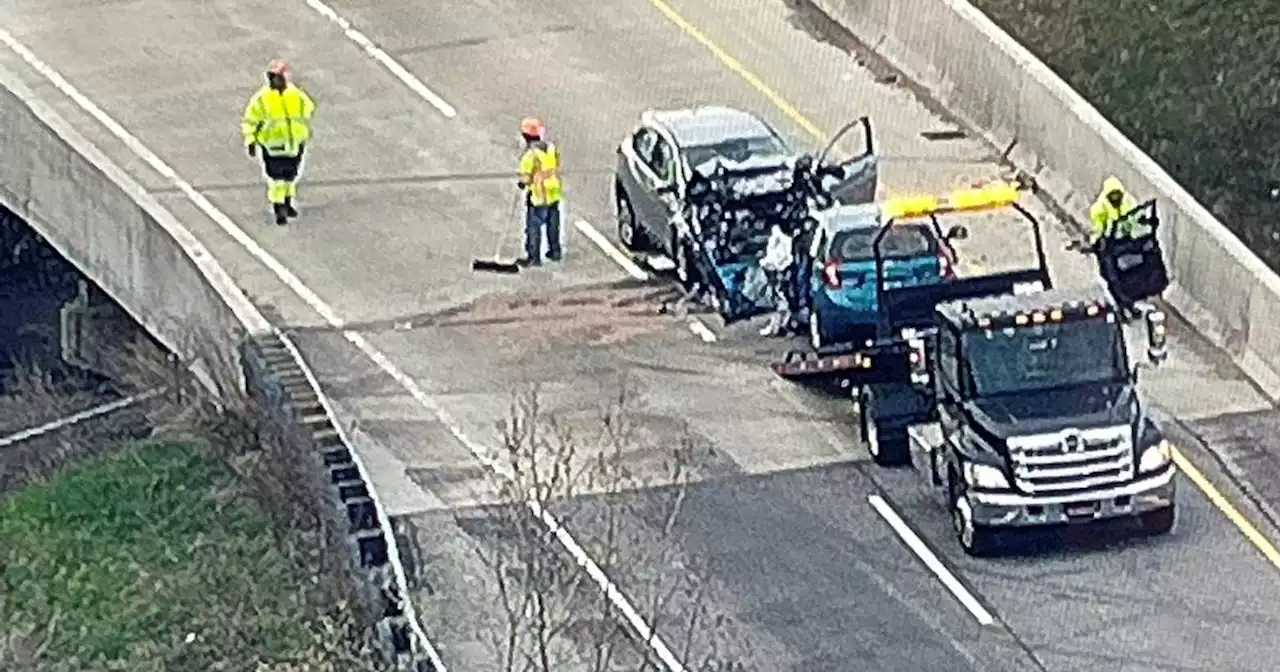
615;187;648;251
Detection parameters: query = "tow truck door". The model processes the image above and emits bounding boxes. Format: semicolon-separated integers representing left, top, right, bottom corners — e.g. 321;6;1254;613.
823;116;879;205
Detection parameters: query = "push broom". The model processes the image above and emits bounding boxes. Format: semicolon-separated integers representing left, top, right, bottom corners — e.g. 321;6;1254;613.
472;191;522;274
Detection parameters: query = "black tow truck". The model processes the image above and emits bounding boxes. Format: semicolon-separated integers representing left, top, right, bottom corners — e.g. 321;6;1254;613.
772;180;1178;555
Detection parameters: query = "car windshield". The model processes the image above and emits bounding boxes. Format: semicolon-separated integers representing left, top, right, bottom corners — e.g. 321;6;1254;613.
964;318;1126;396
830;223;937;262
682;135;788;169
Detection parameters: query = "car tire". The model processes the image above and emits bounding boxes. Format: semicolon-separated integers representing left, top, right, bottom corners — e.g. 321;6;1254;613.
615;186;650;252
1139;505;1176;536
950;475;1000;557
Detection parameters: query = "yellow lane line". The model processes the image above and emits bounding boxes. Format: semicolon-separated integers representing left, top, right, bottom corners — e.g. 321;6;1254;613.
644;0;1280;570
1172;447;1280;570
643;0;828;141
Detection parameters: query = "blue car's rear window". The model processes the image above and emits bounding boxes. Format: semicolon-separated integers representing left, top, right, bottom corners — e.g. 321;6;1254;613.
831;224;937;262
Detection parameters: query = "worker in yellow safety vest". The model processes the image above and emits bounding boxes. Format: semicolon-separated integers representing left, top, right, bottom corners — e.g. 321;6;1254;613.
516;118;563;266
1088;176;1140;245
241;60;316;225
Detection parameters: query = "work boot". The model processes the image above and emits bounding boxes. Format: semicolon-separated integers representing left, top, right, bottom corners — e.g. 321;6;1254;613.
284;197;298;218
273;204;288;226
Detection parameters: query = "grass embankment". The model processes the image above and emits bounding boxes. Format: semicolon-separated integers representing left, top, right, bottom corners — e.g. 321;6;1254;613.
970;0;1280;267
1;442;364;670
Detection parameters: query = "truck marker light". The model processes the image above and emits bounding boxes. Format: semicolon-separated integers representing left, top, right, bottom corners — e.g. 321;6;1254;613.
1031;311;1046;324
1086;305;1100;316
1015;314;1029;325
1049;309;1063;321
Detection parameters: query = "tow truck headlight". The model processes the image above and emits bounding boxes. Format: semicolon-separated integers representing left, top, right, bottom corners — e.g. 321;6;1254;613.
963;462;1009;489
1139;440;1172;473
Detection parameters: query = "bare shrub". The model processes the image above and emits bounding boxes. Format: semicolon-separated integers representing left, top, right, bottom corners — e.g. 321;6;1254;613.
477;380;744;672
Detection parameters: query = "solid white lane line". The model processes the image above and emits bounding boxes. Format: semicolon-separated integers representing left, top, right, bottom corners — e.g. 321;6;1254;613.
0;31;686;672
573;219;651;281
302;0;458;118
868;494;996;626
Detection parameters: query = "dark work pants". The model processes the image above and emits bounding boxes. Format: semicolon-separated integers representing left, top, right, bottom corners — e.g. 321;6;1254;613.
525;202;562;262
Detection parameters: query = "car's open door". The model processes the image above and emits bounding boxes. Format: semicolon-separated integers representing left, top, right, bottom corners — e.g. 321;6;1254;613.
819;116;879;206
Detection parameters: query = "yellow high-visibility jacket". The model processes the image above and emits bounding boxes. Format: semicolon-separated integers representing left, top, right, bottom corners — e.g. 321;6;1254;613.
241;84;316;158
519;142;563;206
1089;176;1139;241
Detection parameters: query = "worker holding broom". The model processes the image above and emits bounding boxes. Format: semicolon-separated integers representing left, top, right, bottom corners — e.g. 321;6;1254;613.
516;118;563;266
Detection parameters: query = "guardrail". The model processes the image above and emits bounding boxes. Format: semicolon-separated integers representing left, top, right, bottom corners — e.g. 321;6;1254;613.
0;63;443;669
242;331;445;670
806;0;1280;399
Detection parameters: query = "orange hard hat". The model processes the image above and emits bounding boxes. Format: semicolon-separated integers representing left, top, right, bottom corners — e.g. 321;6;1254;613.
266;59;290;76
520;118;544;137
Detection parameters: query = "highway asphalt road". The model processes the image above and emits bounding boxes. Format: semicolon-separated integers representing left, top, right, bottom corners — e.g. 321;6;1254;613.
4;0;1280;669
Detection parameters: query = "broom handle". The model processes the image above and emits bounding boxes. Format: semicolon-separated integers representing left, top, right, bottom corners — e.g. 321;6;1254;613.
495;190;523;259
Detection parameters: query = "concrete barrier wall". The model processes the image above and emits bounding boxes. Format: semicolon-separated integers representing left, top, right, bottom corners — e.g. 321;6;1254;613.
810;0;1280;398
0;65;267;391
0;64;442;667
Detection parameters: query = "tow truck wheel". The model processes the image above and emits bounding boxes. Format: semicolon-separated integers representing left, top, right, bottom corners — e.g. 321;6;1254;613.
615;188;650;251
1139;505;1176;536
861;392;911;467
950;476;999;557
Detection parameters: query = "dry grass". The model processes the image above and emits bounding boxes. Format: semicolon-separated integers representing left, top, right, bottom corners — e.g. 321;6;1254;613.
0;332;387;671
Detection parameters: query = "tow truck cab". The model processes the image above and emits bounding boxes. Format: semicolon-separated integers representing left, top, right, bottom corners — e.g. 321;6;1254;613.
770;177;1178;555
916;288;1176;555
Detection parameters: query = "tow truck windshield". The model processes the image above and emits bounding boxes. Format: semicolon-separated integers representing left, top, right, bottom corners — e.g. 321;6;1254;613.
964;318;1127;396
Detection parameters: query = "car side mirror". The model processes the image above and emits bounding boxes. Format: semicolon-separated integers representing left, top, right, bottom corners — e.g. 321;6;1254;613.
1145;309;1168;365
945;224;969;241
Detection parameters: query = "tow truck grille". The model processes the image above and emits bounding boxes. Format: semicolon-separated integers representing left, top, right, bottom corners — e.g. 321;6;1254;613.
1009;429;1133;494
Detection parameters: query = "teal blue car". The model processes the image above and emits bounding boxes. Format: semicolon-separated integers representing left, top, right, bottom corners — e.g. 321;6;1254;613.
805;204;963;348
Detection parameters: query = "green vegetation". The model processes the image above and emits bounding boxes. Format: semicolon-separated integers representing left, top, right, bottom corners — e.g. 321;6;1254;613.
1;442;368;670
971;0;1280;268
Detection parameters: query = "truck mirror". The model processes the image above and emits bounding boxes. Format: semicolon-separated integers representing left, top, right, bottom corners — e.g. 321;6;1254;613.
1145;309;1168;364
945;224;969;241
